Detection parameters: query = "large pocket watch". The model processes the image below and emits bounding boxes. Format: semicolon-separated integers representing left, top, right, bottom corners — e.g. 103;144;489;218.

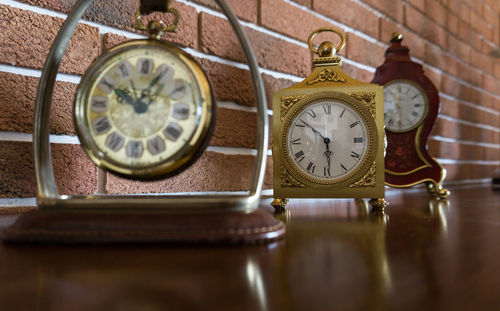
74;14;214;179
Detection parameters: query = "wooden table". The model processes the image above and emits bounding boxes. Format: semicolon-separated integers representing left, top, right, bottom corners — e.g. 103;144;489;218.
1;186;499;310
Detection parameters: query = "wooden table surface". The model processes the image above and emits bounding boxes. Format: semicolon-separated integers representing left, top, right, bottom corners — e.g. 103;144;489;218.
1;186;499;310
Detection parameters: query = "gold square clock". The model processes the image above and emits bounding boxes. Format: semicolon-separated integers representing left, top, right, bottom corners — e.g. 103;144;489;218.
271;28;387;212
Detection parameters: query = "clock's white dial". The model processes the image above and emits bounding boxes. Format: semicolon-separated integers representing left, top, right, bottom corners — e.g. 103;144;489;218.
287;100;369;180
384;80;428;132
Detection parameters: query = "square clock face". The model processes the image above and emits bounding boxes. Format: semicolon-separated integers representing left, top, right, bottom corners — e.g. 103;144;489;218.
273;88;385;200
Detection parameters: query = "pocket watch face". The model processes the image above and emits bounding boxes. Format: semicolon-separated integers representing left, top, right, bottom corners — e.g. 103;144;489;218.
383;80;428;132
282;92;376;186
74;40;214;178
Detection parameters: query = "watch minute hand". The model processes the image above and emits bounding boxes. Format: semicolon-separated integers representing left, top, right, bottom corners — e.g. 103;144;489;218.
301;120;325;139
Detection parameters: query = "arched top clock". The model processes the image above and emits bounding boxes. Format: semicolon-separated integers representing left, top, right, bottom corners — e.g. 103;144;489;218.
371;32;449;198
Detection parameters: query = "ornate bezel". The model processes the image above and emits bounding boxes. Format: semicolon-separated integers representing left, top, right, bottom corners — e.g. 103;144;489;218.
74;39;215;179
383;79;429;133
280;91;378;188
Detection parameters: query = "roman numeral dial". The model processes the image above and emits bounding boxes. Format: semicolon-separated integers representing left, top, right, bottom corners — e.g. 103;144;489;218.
383;80;428;132
78;42;209;175
287;99;368;180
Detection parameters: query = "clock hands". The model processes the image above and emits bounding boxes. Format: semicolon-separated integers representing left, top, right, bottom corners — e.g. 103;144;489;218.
300;119;334;171
114;76;165;114
323;137;332;172
300;119;326;140
114;89;135;106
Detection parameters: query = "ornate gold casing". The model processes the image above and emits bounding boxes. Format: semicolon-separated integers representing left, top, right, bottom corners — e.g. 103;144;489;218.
272;34;385;201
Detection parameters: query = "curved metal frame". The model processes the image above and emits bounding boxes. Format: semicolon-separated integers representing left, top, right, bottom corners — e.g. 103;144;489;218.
33;0;268;211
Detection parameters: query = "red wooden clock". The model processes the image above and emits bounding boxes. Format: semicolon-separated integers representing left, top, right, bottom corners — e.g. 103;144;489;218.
372;33;449;198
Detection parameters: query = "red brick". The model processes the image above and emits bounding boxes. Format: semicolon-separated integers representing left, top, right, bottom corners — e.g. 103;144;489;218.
198;58;257;106
446;11;460;34
469;1;483;14
428;139;500;162
313;0;380;39
209;107;272;149
20;0;198;48
260;0;342;45
106;152;274;193
458;2;471;23
459;84;480;103
199;13;311;77
0;5;100;75
346;33;385;68
448;35;470;61
363;0;404;22
426;0;447;28
494;98;500;110
487;95;500;110
201;58;294;109
292;0;312;7
102;33;129;51
342;63;374;83
433;118;499;144
443;163;499;181
482;74;500;95
380;19;426;60
262;74;296;107
440;75;459;98
470;10;493;41
405;5;447;48
484;146;500;162
0;72;76;135
482;4;498;26
0;142;97;198
440;96;499;128
442;0;460;16
457;18;473;42
494;62;500;79
406;0;425;11
469;48;493;75
425;44;458;76
192;0;257;23
485;0;499;11
428;139;462;159
457;63;482;86
422;65;442;89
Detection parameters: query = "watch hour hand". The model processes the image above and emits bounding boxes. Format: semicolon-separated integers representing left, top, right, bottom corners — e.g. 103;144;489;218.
115;89;135;106
323;137;332;170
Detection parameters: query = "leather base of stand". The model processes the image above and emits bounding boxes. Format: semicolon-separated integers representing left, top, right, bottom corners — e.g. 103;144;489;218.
2;208;286;245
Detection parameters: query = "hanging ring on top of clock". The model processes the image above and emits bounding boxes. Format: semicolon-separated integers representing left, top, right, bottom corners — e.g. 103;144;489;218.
308;27;346;57
135;0;180;38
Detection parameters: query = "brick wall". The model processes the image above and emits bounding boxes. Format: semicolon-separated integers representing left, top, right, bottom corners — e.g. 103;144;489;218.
0;0;499;209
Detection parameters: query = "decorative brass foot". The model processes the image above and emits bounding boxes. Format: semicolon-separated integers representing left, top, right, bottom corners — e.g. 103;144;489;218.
426;182;450;199
369;210;389;225
369;198;388;212
271;198;289;213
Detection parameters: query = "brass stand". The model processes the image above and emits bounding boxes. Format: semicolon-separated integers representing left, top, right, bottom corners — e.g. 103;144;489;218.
2;0;285;245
